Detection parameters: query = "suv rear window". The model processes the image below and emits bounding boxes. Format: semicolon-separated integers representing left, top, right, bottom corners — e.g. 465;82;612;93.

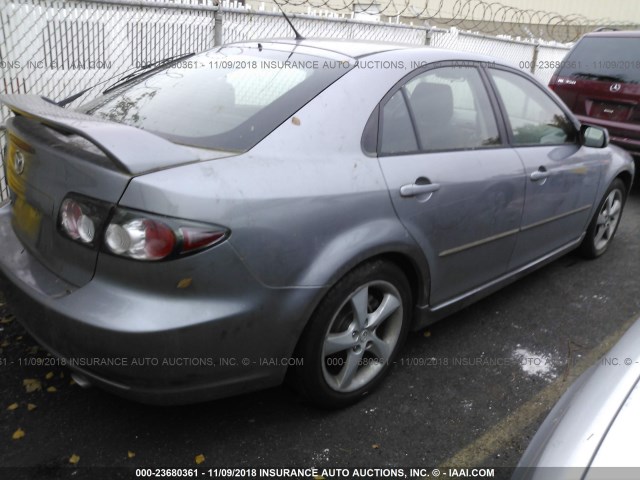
80;47;353;152
556;36;640;84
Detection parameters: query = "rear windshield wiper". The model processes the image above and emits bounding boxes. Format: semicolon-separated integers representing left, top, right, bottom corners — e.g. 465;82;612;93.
56;52;196;107
571;72;626;83
102;52;196;94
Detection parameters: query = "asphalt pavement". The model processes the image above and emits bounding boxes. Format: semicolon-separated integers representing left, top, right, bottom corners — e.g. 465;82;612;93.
2;183;640;480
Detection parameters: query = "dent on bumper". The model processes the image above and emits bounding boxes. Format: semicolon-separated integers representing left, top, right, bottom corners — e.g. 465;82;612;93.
0;204;322;404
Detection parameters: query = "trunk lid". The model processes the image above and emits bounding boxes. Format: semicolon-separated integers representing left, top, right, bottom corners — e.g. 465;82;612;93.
552;78;640;124
1;95;228;287
552;78;640;144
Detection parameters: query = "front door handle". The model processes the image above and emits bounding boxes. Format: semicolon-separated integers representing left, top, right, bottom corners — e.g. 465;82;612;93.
530;167;550;182
400;182;441;197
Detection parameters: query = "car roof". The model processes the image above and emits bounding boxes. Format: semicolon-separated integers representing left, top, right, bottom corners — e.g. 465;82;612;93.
228;38;505;65
229;38;409;58
583;30;640;38
263;38;411;57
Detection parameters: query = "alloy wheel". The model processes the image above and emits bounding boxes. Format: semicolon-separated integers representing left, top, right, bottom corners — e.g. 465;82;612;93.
321;280;403;393
594;188;623;251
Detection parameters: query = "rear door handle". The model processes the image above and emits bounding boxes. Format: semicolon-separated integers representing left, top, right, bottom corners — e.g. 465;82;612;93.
400;182;441;197
530;167;550;181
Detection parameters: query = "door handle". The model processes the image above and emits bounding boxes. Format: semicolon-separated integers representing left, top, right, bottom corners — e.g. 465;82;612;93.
530;167;550;182
400;182;441;197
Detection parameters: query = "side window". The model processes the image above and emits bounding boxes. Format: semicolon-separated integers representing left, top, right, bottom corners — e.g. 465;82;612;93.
404;66;500;151
380;90;418;155
488;69;576;146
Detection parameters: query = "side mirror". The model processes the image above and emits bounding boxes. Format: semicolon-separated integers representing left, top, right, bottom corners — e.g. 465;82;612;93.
580;124;609;148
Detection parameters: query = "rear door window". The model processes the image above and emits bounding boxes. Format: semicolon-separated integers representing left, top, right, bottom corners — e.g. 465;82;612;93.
403;66;500;151
378;65;501;154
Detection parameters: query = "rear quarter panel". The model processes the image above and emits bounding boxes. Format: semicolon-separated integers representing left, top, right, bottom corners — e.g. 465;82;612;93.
118;51;429;294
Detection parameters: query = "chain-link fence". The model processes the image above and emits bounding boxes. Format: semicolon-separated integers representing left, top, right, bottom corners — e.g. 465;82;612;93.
428;28;570;84
92;0;639;43
0;0;216;116
253;0;640;43
0;0;574;202
224;9;429;44
0;0;219;201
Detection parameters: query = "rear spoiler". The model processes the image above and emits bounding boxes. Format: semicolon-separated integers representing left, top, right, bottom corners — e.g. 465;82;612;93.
0;94;201;175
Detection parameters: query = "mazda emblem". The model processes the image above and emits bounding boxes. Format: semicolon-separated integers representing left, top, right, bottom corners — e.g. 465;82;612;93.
610;83;621;92
13;150;25;175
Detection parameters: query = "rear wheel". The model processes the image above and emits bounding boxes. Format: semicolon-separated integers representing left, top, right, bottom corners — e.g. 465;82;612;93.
580;178;626;258
291;261;412;408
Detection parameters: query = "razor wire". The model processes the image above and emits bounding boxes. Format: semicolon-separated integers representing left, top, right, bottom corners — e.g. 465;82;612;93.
255;0;639;43
152;0;640;43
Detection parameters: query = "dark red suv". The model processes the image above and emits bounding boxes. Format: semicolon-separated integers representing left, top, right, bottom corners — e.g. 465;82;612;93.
549;30;640;159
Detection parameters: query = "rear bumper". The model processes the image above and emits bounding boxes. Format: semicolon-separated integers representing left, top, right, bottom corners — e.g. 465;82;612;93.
0;203;322;404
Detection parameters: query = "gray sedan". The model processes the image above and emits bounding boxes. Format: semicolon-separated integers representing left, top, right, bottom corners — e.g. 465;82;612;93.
0;40;634;407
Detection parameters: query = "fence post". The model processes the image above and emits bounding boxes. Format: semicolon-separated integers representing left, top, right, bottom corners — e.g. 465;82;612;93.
425;26;432;46
214;1;223;46
0;125;7;203
530;42;540;74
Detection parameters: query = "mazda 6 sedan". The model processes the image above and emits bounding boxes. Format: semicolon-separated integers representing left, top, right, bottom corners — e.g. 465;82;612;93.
0;40;634;408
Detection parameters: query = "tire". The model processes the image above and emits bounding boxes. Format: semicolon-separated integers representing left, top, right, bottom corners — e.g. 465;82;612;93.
290;260;412;408
580;178;627;259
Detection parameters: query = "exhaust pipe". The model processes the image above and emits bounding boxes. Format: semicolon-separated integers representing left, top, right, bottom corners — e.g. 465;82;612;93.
71;373;92;389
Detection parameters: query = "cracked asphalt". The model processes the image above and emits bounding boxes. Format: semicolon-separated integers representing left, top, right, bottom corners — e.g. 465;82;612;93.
2;182;640;480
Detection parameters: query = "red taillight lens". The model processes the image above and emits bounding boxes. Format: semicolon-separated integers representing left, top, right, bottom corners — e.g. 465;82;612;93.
180;228;226;253
144;220;176;259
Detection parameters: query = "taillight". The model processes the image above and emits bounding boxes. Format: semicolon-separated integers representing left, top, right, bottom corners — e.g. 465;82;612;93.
60;198;95;243
58;194;111;247
58;195;228;261
105;218;176;261
180;227;226;252
103;208;228;261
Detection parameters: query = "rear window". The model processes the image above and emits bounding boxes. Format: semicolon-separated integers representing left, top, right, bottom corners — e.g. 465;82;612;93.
80;46;353;151
556;36;640;84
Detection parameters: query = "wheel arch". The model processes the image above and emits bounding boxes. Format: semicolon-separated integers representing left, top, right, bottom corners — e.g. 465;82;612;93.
287;248;431;363
367;251;427;314
320;248;431;313
616;170;633;197
285;253;425;405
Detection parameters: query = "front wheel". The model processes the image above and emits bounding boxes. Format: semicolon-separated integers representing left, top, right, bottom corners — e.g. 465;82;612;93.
580;178;626;258
290;261;412;408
